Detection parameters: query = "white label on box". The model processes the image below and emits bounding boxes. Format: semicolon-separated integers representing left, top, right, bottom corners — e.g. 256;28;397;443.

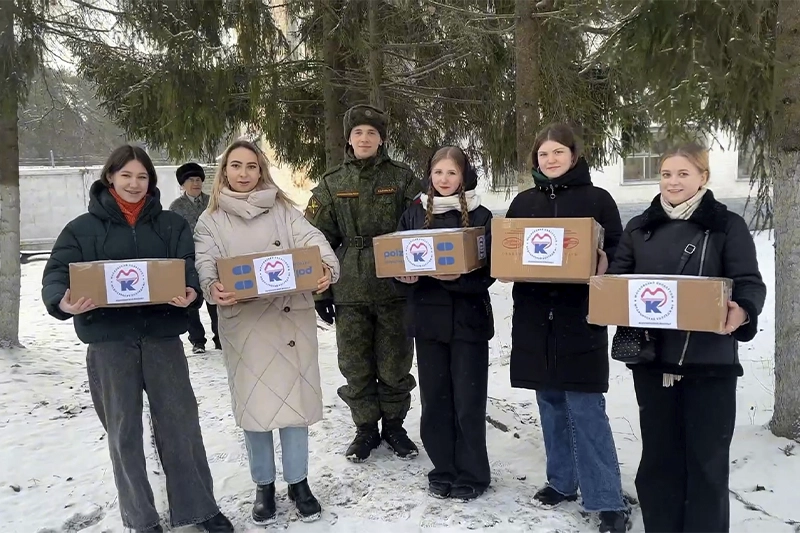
253;254;297;294
477;235;487;260
522;227;565;266
628;279;678;329
104;261;151;304
402;236;436;272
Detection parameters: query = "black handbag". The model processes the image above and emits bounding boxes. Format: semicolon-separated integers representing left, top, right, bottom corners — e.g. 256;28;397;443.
610;229;710;364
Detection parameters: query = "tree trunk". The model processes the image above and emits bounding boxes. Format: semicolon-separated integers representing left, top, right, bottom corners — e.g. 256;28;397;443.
771;0;800;440
514;0;540;192
0;3;22;348
321;0;346;171
367;0;385;110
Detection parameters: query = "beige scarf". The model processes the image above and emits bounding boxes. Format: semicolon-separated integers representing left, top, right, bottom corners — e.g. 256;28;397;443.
660;187;707;220
660;187;708;387
217;186;277;220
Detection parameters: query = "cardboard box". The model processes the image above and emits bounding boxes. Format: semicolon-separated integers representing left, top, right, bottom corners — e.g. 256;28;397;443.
373;228;487;278
69;259;186;307
217;246;323;300
491;218;604;283
587;275;732;333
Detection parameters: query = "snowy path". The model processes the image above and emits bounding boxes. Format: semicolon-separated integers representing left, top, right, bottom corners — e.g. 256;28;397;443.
3;233;799;532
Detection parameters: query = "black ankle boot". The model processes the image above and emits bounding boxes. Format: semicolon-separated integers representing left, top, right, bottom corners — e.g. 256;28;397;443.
252;482;276;525
288;478;322;522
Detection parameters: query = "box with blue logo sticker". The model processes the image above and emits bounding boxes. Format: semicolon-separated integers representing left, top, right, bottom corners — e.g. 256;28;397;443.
491;217;604;283
216;246;323;300
68;259;186;307
587;274;732;333
372;228;487;278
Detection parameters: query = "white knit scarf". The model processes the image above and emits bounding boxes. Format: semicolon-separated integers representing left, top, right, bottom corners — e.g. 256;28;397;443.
660;187;708;387
419;190;481;214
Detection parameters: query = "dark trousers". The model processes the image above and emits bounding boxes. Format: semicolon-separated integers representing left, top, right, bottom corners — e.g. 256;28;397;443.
632;369;737;532
187;302;219;347
86;337;219;529
416;339;491;490
336;303;416;426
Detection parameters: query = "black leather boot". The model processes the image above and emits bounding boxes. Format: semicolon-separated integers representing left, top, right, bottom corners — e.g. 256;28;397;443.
252;482;277;525
287;478;322;522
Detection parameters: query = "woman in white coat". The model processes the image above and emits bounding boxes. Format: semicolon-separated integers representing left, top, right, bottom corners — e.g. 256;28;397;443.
194;140;340;526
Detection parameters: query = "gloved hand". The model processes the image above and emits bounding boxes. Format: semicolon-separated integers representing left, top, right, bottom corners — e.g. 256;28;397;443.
315;298;336;325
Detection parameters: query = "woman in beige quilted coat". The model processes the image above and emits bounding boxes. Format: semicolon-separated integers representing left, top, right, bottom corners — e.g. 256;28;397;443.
194;140;340;526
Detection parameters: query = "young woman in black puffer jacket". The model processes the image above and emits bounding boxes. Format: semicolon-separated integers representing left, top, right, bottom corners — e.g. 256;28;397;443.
607;143;766;533
506;123;628;533
395;146;494;502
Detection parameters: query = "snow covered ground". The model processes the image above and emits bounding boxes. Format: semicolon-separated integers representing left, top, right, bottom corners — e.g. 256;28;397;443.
2;231;798;533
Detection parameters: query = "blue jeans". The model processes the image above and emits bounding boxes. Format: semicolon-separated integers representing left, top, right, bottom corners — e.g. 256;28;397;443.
536;390;625;512
243;427;309;485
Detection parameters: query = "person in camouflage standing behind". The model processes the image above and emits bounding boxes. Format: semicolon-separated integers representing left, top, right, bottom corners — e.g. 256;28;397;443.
305;104;423;462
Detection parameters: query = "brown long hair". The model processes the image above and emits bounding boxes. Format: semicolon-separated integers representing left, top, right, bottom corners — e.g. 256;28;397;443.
424;146;470;229
531;123;582;169
207;140;295;212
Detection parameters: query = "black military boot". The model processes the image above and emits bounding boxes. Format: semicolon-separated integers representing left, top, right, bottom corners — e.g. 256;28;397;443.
288;478;322;522
345;423;382;462
381;419;419;459
252;482;276;525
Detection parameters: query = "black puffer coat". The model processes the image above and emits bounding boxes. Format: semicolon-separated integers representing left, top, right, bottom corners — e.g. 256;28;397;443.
507;158;623;393
41;180;201;344
607;190;767;377
395;153;495;343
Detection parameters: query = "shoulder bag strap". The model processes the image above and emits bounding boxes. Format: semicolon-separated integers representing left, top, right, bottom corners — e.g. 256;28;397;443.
675;229;710;275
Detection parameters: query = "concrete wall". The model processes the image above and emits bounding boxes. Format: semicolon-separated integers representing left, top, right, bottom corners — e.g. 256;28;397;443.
16;160;313;249
17;166;185;248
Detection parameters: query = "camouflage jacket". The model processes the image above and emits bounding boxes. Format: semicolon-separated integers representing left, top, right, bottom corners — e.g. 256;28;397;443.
306;148;423;305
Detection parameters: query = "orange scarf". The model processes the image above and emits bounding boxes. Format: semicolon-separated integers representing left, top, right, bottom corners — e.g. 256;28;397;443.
110;188;147;226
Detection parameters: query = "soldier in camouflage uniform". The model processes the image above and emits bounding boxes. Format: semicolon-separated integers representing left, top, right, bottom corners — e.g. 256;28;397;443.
305;105;423;462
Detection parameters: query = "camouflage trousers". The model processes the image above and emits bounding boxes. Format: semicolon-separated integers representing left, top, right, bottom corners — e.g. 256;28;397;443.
335;303;416;426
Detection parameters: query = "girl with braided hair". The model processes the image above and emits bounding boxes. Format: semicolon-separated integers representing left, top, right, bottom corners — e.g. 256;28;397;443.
395;146;495;501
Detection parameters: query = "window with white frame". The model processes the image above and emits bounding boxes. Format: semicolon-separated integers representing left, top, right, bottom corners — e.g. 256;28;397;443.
622;129;705;184
622;131;672;183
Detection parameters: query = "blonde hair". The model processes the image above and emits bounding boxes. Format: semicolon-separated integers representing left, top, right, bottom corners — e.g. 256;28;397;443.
208;140;295;212
423;147;470;229
659;142;711;180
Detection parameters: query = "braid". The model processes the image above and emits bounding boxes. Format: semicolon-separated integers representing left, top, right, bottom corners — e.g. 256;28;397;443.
423;182;436;229
459;188;470;228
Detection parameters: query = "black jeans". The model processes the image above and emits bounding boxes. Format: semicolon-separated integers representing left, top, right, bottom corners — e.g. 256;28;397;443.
416;339;491;490
632;368;737;532
86;337;219;529
187;302;219;347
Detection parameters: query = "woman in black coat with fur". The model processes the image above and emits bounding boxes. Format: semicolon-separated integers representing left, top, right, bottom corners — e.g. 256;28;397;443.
395;146;494;502
607;143;766;533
